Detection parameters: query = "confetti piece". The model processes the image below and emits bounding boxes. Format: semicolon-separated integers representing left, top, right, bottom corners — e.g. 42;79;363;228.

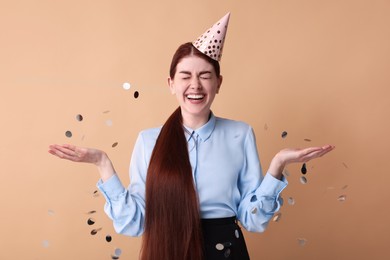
288;197;295;205
105;119;113;127
301;163;307;174
114;248;122;257
76;114;83;121
281;131;288;138
300;176;307;184
42;240;49;248
87;218;95;225
338;195;347;202
90;228;102;235
272;213;282;222
251;207;257;214
103;110;110;114
297;238;307;246
123;82;131;90
304;138;311;142
86;210;96;214
106;235;112;242
65;131;72;138
342;162;349;169
93;190;99;197
112;142;118;148
341;185;348;190
134;91;139;99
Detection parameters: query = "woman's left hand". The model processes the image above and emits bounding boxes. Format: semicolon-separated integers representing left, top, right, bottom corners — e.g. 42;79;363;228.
268;145;335;179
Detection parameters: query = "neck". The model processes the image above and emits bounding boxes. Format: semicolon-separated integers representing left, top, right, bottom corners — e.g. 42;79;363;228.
182;110;211;130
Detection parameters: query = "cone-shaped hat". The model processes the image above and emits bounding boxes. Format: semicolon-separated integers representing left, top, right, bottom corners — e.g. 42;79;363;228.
192;12;230;61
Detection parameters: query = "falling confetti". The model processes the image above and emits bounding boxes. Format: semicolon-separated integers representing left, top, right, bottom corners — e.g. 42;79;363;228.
123;82;131;90
103;110;110;114
337;195;347;202
342;162;349;169
272;212;282;222
300;176;307;184
301;163;307;174
112;142;118;148
304;138;311;142
87;218;95;225
288;197;295;205
42;240;50;248
76;114;83;122
251;207;258;214
341;185;348;190
65;130;72;138
106;235;112;242
86;210;97;215
105;119;113;127
134;91;139;99
281;131;288;138
297;238;307;246
90;228;102;235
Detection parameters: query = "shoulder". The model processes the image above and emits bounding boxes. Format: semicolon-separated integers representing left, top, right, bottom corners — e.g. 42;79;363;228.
137;126;162;143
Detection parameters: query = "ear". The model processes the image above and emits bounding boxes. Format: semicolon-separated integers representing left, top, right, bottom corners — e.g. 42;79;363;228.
216;75;223;94
167;77;175;94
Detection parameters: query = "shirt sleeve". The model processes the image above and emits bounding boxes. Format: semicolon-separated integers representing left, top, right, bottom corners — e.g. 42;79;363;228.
237;127;288;232
97;133;147;237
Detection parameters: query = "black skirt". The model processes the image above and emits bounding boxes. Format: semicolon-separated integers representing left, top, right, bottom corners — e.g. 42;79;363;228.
201;217;250;260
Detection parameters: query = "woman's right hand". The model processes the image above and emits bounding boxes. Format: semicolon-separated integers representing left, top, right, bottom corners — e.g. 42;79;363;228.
48;144;115;182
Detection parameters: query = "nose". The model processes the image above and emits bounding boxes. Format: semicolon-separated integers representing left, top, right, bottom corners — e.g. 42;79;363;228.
190;77;202;90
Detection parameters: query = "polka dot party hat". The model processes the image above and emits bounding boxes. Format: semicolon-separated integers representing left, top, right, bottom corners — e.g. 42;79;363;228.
192;12;230;61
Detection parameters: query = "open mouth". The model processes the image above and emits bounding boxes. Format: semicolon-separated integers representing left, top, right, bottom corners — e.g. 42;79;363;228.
186;94;205;100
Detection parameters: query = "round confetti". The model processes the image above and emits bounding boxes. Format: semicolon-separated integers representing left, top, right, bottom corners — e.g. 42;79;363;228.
87;218;95;225
300;176;307;184
297;238;307;246
134;91;139;99
338;195;347;202
112;142;118;148
111;256;119;260
273;213;282;222
215;243;224;251
114;248;122;257
90;228;102;235
288;197;295;205
76;114;83;121
123;82;131;90
106;235;112;242
251;207;258;214
105;119;113;127
86;210;96;214
301;163;307;174
281;131;288;138
65;130;72;138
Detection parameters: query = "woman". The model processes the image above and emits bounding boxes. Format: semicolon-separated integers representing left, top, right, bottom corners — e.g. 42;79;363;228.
49;15;334;260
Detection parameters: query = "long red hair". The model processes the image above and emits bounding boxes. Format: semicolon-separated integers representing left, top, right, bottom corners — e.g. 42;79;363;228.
141;43;220;260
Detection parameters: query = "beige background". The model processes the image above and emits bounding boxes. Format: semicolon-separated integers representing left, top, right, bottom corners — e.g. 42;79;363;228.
1;0;389;259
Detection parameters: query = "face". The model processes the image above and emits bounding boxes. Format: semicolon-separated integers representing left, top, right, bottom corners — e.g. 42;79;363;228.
168;55;223;122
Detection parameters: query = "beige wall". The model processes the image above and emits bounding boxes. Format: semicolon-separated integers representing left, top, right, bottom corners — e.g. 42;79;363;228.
1;0;390;259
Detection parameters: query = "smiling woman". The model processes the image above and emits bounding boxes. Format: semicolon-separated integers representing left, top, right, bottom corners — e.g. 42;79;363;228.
48;13;334;260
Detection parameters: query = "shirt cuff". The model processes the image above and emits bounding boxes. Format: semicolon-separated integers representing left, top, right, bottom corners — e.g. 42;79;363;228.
97;174;126;199
257;173;288;197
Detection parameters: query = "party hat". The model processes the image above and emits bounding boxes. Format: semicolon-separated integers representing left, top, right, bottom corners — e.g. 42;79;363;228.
192;12;230;61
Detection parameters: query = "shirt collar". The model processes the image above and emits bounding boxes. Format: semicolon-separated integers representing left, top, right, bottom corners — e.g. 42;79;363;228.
183;112;216;142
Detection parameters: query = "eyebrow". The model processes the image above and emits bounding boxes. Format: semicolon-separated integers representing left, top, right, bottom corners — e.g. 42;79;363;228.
178;71;213;76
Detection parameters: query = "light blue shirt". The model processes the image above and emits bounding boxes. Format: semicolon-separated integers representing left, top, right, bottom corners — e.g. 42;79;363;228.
97;113;287;237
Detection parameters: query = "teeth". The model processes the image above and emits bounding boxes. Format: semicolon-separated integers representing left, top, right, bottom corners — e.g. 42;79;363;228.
187;94;204;100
